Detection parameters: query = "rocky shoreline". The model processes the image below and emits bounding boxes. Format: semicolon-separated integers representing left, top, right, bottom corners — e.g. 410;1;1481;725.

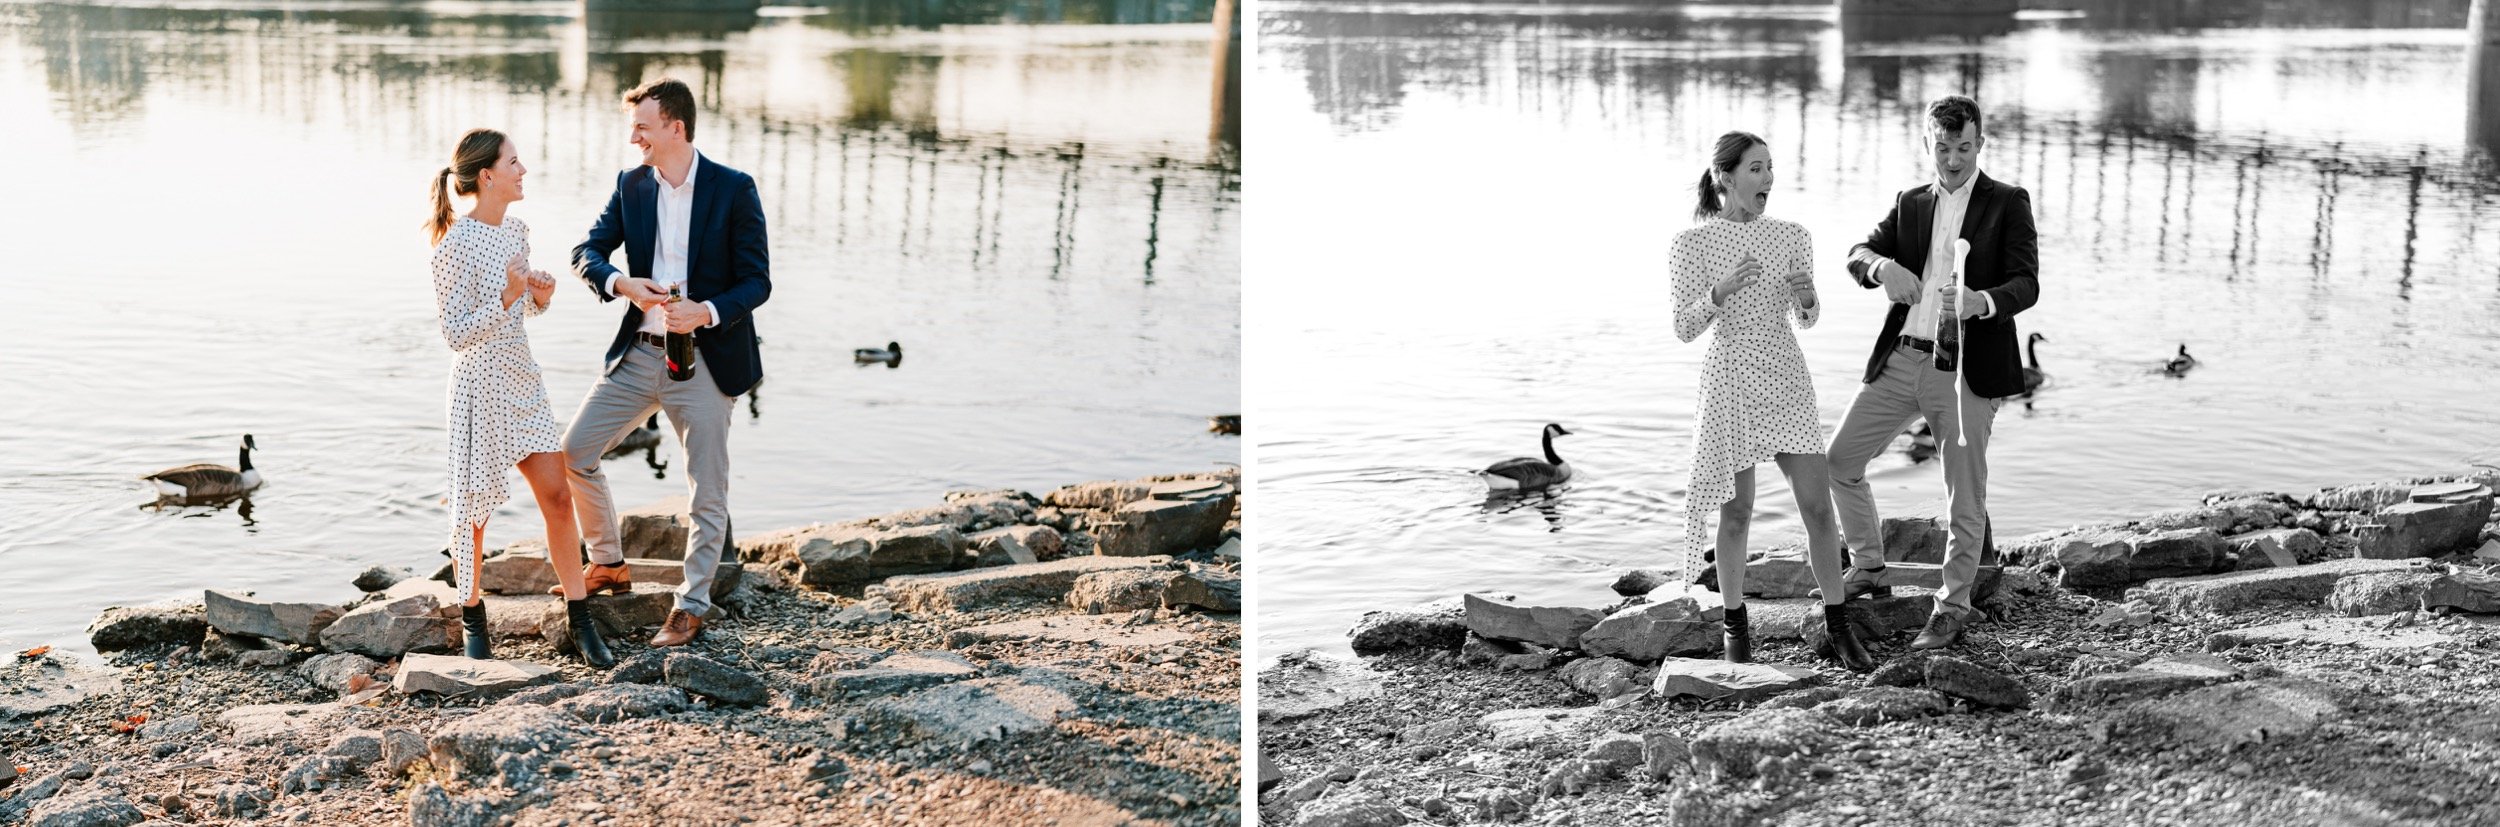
3;471;1242;827
1259;471;2500;827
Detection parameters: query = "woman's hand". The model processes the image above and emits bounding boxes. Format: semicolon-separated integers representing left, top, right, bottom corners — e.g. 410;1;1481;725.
1784;267;1815;308
1711;255;1761;305
501;252;530;308
526;269;557;307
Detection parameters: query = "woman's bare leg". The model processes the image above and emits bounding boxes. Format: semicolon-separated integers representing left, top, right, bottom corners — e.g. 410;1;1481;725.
466;521;488;607
1776;452;1846;607
519;452;587;602
1715;467;1755;609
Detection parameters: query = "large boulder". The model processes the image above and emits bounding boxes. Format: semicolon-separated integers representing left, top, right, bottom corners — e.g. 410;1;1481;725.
1578;597;1720;662
1462;594;1604;650
2423;572;2500;614
788;524;968;588
2052;534;2135;590
1067;569;1176;614
1093;484;1236;557
2126;529;2226;580
317;592;456;658
427;705;585;776
968;525;1062;566
2131;558;2422;616
1739;547;1820;598
87;601;207;652
1163;566;1241;612
1555;656;1644;700
1346;596;1474;655
2356;497;2492;559
619;497;693;561
1880;504;1951;564
204;590;343;646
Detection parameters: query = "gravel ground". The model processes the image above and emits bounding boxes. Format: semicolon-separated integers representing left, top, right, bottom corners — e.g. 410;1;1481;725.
2;491;1243;827
1260;526;2500;826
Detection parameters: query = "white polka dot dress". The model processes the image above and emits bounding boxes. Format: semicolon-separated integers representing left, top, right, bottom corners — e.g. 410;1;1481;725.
431;215;562;600
1670;215;1823;581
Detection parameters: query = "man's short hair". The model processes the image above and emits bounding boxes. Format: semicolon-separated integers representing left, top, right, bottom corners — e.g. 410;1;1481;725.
625;78;698;142
1927;95;1982;138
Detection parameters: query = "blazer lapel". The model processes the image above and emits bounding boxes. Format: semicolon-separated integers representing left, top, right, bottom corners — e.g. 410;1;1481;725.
1955;172;1995;247
1904;186;1935;273
628;169;659;280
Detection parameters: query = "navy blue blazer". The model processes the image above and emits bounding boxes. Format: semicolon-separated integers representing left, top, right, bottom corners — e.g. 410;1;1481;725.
1842;171;2040;400
570;155;771;397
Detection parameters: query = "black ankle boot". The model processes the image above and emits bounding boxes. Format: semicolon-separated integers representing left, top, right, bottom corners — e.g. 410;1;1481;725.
461;602;492;660
566;599;615;670
1820;604;1875;673
1722;605;1752;664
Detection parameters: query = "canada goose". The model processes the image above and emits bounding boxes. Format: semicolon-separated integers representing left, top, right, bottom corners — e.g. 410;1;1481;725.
144;435;262;499
605;415;662;458
2020;333;2049;396
2163;344;2196;376
1479;423;1574;492
1209;414;1240;435
1904;422;1938;463
854;341;902;365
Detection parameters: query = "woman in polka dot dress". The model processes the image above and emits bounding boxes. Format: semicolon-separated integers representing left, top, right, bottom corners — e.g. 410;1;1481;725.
1670;130;1872;672
427;128;614;668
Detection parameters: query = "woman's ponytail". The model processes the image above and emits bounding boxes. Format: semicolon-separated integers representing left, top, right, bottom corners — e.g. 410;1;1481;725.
427;166;456;245
1692;170;1721;222
426;130;508;245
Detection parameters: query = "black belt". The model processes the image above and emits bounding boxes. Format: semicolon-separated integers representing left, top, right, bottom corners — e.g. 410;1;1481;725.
636;332;669;348
1898;335;1936;353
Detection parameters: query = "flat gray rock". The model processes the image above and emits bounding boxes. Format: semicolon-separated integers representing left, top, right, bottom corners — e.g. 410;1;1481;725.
2326;571;2440;616
2132;558;2423;615
1689;707;1837;781
1555;656;1643;700
2423;571;2500;613
1477;707;1598;748
86;600;207;652
1650;657;1817;702
23;787;143;827
2356;497;2491;559
1578;597;1719;662
2206;616;2454;651
317;592;455;658
1924;655;2030;709
393;653;560;697
869;677;1079;743
1261;654;1385;724
2101;677;2342;749
1818;686;1948;726
0;656;120;719
204;590;342;646
426;704;585;776
1067;569;1176;614
218;703;342;746
946;614;1191;649
868;555;1174;614
663;653;766;706
1346;595;1474;654
555;683;689;723
811;651;980;698
1462;593;1604;650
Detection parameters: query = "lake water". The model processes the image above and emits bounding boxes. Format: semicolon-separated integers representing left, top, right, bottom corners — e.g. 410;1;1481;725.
1250;0;2500;662
0;0;1239;656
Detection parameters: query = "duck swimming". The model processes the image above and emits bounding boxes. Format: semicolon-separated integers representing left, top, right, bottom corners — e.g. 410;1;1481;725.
144;434;263;500
1479;423;1573;492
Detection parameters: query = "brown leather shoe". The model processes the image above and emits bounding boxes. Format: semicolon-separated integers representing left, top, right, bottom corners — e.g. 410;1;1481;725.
1910;605;1974;650
552;561;633;597
650;609;703;647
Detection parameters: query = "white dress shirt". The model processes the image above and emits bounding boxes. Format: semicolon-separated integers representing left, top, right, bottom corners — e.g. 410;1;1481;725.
606;151;720;335
1895;173;1996;338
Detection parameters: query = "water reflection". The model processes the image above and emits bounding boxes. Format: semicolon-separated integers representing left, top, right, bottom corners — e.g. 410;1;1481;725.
1254;1;2500;659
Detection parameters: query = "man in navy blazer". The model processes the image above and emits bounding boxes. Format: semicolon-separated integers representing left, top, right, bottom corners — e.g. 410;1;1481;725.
561;77;771;650
1824;95;2039;651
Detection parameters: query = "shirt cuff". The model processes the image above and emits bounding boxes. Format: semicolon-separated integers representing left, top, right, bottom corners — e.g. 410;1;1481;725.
701;301;722;328
1978;291;1998;319
604;273;622;297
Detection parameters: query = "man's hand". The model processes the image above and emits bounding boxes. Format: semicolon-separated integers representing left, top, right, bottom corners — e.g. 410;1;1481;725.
1939;286;1987;320
663;300;712;334
615;277;669;309
1878;259;1920;305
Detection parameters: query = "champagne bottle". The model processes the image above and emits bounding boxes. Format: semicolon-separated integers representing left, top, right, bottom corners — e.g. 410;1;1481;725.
1934;287;1961;372
664;284;697;382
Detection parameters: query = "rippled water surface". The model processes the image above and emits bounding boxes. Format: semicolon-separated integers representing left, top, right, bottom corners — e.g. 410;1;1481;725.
0;0;1239;655
1251;0;2500;662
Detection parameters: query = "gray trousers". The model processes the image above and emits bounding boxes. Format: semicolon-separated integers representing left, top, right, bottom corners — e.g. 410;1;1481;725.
1827;341;2001;612
563;340;734;615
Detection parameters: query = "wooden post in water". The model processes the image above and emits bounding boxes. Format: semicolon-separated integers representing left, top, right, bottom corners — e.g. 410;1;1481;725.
2473;0;2500;159
1210;0;1242;150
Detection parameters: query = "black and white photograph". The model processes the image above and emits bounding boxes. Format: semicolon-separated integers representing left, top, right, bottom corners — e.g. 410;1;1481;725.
1254;0;2500;824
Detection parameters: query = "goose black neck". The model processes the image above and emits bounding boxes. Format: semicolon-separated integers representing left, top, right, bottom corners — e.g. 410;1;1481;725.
1541;428;1562;465
238;444;255;473
2026;336;2040;369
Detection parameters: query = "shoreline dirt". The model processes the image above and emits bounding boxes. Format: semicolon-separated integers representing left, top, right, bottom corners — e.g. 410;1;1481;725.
1259;471;2500;827
3;471;1242;827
